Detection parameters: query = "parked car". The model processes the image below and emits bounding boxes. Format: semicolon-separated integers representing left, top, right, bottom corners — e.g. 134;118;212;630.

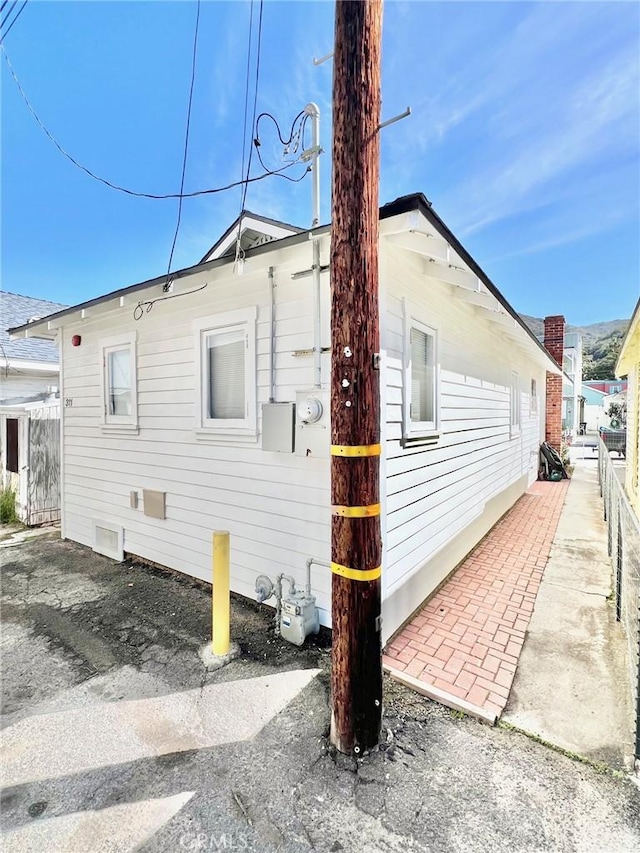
598;426;626;456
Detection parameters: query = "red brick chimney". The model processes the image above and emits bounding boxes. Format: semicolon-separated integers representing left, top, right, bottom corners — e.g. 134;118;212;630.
543;315;565;450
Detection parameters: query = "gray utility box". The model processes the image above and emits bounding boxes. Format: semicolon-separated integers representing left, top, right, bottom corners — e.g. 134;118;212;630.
262;402;296;453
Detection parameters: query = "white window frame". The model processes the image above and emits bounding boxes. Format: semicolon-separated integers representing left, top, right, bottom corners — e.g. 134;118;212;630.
403;305;439;442
530;378;538;416
510;370;521;436
100;331;138;432
193;306;257;437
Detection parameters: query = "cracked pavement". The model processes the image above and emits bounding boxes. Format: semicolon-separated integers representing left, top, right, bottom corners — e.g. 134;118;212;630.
1;534;639;852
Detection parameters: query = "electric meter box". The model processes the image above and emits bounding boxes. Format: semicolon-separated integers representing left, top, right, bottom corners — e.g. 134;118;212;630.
295;390;330;458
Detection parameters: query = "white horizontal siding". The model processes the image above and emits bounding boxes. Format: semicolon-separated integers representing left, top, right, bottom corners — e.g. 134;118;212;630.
59;245;334;625
381;244;546;607
58;228;549;640
1;372;59;401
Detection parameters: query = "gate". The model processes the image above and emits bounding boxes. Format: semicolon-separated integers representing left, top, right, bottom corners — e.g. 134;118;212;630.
27;404;60;525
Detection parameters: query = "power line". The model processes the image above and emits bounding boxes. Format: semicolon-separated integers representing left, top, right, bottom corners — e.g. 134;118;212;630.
237;0;255;221
253;110;311;182
1;0;27;43
239;0;264;216
233;0;266;270
163;0;201;291
1;44;305;199
0;1;17;31
0;0;27;44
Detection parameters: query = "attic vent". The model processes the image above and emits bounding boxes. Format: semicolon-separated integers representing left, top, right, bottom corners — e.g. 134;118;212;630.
92;519;124;562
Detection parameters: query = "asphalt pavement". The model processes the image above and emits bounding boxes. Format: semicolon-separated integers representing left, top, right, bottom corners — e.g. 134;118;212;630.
1;533;639;852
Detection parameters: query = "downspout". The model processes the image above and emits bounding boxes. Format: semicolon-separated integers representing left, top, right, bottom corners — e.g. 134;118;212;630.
305;102;322;389
268;266;276;403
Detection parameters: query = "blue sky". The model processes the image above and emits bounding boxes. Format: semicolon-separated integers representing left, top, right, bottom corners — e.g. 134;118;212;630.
2;0;638;326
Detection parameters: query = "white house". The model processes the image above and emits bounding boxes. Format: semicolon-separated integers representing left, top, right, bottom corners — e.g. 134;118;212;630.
562;331;582;437
9;194;562;642
1;291;66;518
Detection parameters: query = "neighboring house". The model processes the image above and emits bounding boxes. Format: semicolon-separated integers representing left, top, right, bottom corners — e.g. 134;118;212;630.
583;378;627;395
562;331;582;437
9;194;562;642
615;301;638;515
1;292;66;521
1;291;67;404
582;385;607;432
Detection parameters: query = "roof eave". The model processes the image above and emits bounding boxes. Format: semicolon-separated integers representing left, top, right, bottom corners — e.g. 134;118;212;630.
615;297;640;377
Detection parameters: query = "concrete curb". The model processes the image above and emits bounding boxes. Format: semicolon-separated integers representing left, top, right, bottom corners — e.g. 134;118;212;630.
384;663;498;726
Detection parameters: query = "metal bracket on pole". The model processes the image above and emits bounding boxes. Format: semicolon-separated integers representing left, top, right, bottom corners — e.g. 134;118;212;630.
379;107;411;131
313;51;334;66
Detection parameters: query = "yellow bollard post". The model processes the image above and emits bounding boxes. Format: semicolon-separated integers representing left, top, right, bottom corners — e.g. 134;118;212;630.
212;530;230;656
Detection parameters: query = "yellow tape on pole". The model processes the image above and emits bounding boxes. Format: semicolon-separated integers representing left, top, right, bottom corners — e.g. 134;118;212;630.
330;443;381;457
331;561;382;581
331;503;381;518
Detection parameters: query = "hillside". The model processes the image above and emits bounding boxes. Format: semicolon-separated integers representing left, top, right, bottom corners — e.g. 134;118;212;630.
519;315;629;347
519;315;630;380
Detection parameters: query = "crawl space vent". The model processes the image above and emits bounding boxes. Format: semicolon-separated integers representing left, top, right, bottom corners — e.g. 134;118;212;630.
92;520;124;562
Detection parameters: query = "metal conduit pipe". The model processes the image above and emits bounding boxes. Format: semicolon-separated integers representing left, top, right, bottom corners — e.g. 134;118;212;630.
268;265;276;402
274;573;296;634
304;102;323;389
305;557;330;597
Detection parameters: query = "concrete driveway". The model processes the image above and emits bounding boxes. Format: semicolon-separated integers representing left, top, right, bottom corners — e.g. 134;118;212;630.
1;534;639;852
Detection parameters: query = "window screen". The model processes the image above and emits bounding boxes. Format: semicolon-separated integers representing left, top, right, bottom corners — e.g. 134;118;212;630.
107;349;132;416
206;328;245;419
410;327;434;424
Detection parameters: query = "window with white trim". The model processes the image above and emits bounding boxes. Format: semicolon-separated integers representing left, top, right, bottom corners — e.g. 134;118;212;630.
530;378;538;415
193;307;257;434
510;370;521;435
403;314;438;439
101;332;138;430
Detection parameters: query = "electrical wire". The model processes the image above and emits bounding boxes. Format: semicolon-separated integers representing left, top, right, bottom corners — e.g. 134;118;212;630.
133;283;208;321
255;110;305;148
254;143;310;183
253;109;311;182
0;1;17;32
234;0;265;267
0;0;27;43
237;0;255;220
163;0;200;292
1;44;303;199
240;0;264;216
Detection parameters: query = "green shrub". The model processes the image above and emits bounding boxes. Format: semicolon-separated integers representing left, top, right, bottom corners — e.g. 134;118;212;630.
0;486;18;524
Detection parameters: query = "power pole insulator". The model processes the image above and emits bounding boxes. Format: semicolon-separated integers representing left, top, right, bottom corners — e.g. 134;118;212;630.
329;0;383;755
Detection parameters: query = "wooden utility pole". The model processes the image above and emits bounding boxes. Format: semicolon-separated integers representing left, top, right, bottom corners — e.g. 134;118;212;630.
330;0;383;755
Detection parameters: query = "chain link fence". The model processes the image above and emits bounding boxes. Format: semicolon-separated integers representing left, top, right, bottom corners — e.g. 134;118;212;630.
599;438;640;770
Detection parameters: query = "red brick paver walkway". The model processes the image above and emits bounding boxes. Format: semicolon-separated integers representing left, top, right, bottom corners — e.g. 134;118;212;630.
383;479;570;722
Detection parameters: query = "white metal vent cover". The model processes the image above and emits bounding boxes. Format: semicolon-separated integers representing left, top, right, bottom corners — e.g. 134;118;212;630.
92;519;124;562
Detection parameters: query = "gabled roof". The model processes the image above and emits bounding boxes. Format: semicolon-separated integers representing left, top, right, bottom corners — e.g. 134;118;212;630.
7;193;561;374
199;209;304;263
1;291;67;363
